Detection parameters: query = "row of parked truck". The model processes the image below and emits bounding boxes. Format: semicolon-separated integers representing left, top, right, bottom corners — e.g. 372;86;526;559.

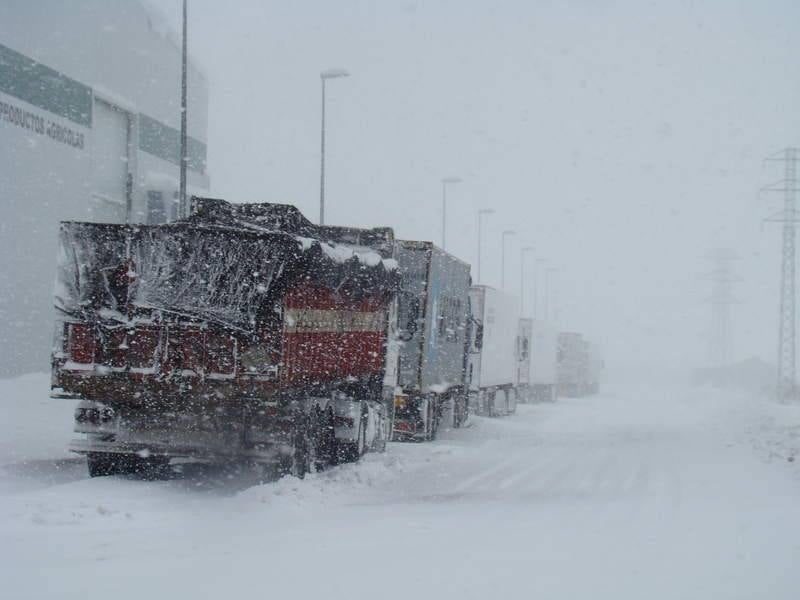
50;198;600;477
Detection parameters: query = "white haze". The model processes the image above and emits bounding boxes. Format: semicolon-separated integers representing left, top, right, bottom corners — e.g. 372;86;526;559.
159;0;800;370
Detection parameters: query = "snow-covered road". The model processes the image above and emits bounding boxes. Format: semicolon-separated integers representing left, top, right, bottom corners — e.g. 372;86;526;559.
2;373;800;599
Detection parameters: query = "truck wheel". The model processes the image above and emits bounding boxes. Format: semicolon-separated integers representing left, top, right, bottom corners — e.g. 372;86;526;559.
337;407;367;463
279;417;310;479
87;453;119;477
314;408;336;471
507;390;517;415
427;401;438;441
290;430;309;479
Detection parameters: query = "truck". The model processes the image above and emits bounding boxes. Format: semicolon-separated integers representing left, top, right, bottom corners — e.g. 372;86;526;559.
515;318;533;402
467;285;521;416
557;332;603;397
391;241;472;440
557;332;586;397
530;319;559;402
50;198;401;477
583;342;603;395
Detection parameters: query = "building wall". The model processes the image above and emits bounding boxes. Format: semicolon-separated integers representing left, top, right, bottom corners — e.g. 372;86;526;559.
0;0;209;375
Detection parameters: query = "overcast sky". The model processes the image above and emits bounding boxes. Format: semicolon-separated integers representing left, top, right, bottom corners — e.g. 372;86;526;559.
160;0;800;369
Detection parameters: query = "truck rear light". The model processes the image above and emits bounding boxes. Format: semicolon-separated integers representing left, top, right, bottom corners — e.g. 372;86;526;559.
67;323;95;364
75;405;114;425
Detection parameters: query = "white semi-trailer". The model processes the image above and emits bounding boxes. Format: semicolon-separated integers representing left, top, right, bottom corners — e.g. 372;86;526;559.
515;318;533;402
584;342;604;395
557;332;585;397
467;285;521;416
530;320;559;402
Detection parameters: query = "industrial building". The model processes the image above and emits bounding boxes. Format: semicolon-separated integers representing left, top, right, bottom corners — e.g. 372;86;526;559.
0;0;209;374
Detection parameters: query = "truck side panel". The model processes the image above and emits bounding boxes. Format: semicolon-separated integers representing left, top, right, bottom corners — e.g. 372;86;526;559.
419;246;471;392
395;243;429;391
516;318;533;388
472;286;520;389
281;285;388;386
531;320;558;386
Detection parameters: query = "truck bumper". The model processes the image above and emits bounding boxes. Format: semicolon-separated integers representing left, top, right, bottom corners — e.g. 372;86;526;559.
69;434;291;463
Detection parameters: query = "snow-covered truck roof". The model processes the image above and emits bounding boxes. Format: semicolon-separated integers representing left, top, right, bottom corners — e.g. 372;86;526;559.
55;197;400;333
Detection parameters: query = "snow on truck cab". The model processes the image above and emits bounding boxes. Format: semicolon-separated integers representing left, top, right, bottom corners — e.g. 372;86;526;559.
51;197;400;477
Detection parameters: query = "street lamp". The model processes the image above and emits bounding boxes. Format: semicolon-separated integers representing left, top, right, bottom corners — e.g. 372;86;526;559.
544;267;558;322
533;258;545;319
319;68;350;225
520;246;535;315
441;176;462;250
476;209;495;284
501;230;516;289
178;0;188;219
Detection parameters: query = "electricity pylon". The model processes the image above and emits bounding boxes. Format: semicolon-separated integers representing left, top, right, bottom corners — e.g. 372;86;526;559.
703;249;740;368
763;148;800;401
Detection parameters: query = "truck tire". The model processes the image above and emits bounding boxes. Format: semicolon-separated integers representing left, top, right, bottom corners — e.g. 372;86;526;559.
290;432;309;479
337;405;367;463
427;399;438;441
279;416;310;479
314;408;336;471
507;389;517;415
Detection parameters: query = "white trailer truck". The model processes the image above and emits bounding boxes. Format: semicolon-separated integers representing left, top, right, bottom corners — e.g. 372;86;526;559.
467;285;521;416
515;318;533;402
530;319;559;402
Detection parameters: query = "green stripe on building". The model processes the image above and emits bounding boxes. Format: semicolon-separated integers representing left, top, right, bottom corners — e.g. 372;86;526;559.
0;43;207;173
0;43;92;127
139;114;207;173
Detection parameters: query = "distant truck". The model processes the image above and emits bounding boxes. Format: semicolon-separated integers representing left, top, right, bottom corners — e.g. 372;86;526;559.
583;342;603;395
515;318;533;402
391;241;472;440
51;198;400;477
557;332;602;397
467;285;521;416
530;320;559;402
557;332;585;397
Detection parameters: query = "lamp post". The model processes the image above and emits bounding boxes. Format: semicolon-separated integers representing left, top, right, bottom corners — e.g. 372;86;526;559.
534;258;545;319
545;267;558;322
501;230;516;289
520;246;535;315
441;177;461;250
319;68;350;225
477;208;494;284
179;0;188;218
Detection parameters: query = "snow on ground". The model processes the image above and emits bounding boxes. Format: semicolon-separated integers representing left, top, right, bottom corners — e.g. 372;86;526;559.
2;373;800;599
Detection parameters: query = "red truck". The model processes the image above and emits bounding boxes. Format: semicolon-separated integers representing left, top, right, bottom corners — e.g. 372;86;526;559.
51;198;400;477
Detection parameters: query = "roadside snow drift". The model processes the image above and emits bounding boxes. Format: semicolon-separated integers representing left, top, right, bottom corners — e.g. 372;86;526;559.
2;373;800;600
